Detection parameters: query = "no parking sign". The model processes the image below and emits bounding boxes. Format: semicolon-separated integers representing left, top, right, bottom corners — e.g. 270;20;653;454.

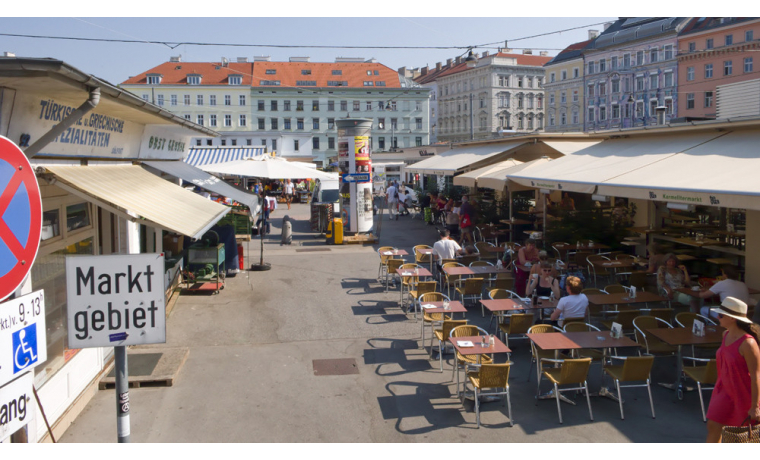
0;136;42;302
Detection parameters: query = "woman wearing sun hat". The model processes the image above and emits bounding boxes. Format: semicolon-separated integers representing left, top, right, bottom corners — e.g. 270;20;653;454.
705;297;760;442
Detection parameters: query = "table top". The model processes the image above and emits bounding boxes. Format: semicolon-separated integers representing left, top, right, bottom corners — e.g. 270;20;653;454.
706;258;733;265
418;300;467;314
646;326;725;346
589;259;642;270
585;291;667;306
395;267;433;277
528;331;640;351
469;265;512;275
629;226;668;234
553;243;611;251
481;298;556;312
676;254;697;261
673;237;725;248
381;249;408;256
499;219;533;226
449;335;511;355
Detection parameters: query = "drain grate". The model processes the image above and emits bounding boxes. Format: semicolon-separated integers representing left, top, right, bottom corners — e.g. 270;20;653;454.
313;358;359;376
296;248;331;252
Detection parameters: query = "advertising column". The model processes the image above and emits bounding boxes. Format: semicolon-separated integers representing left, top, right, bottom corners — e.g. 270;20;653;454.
336;118;373;233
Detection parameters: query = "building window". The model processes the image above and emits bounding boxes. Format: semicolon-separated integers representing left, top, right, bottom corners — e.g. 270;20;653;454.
724;60;733;76
623;54;630;69
229;75;242;85
171;95;177;106
196;139;202;146
649;48;658;63
272;139;276;152
257;118;265;129
142;94;149;101
328;137;335;149
301;69;312;75
587;107;594;123
745;57;753;73
560;70;567;81
157;94;164;106
271;118;278;129
312;118;319;129
239;95;246;106
197;95;203;106
559;113;566;125
612;104;620;119
297;118;304;130
184;114;191;120
196;114;204;126
560;92;566;104
599;83;606;96
258;100;265;111
225;95;231;106
726;34;733;46
687;67;695;81
313;137;320;150
147;75;161;85
636;51;644;66
599;59;606;72
266;69;276;75
572;109;578;124
746;30;754;42
636;101;644;118
339;101;347;111
705;91;713;108
231;139;237;146
187;75;201;85
649;74;658;90
353;101;360;111
391;118;397;130
284;100;291;111
611;56;618;69
664;72;673;87
327;101;334;111
414;137;421;147
271;100;278;111
599;106;606;121
636;76;644;91
225;114;232;126
378;137;385;149
688;42;696;52
686;93;695;109
209;95;216;106
664;44;673;60
706;38;714;49
294;140;299;151
297;101;304;111
238;115;246;127
612;79;620;93
549;114;555;126
665;98;673;114
366;101;372;111
572;90;578;102
518;77;524;87
220;139;226;146
377;118;385;129
313;100;319;111
327;118;335;129
246;139;252;146
284;118;291;130
587;84;594;97
705;63;713;78
184;95;191;106
210;114;217;127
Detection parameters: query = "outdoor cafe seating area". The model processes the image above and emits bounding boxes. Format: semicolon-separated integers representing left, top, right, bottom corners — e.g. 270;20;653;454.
373;198;757;429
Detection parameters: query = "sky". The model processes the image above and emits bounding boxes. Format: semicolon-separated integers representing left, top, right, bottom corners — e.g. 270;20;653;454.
0;4;748;86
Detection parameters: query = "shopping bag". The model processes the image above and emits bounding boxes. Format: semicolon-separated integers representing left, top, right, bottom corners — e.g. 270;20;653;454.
722;417;760;443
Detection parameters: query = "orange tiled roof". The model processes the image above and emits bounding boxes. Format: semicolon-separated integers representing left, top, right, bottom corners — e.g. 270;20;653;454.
122;60;402;88
413;53;553;84
493;52;553;66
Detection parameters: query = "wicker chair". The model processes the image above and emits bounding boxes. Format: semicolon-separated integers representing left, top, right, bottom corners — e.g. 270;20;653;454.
408;281;437;320
458;254;480;266
537;357;594;424
681;358;718;422
432;319;467;372
603;355;656;419
601;310;641;337
456;277;485;313
442;262;466;298
414;245;433;270
385;258;404;292
399;263;422;310
420;292;452;351
587;254;612;287
450;324;493;397
563;323;605;364
552;242;571;263
498;313;534;349
378;246;399;281
633;316;678;357
526;324;566;383
487;288;521;330
467;363;514;428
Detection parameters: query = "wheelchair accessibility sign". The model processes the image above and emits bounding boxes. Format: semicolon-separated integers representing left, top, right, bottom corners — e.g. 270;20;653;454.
0;290;46;386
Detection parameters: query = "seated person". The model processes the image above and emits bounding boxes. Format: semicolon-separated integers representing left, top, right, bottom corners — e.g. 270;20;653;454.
699;265;753;319
529;250;559;279
646;243;667;274
657;253;701;312
432;229;464;267
526;262;561;299
550;276;588;327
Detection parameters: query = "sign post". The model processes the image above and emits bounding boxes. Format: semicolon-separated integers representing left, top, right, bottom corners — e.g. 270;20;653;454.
0;136;43;302
65;253;166;442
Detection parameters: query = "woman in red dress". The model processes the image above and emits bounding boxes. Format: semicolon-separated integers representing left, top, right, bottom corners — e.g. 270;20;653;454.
706;297;760;442
514;238;540;297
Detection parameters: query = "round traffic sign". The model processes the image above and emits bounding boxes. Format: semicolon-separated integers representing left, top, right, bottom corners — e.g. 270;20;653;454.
0;136;42;301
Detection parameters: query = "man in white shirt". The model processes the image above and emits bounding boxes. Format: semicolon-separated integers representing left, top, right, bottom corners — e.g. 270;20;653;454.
550;276;588;326
433;230;463;269
284;179;295;210
385;182;398;221
699;265;752;319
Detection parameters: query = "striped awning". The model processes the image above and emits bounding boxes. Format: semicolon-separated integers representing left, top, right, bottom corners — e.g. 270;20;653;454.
184;147;265;167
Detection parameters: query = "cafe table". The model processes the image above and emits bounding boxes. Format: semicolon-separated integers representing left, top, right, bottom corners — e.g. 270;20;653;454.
416;247;436;273
395;267;433;307
482;297;556;321
418;300;467;319
527;331;640;403
552;242;611;253
645;326;724;400
585;291;668;312
381;248;408;257
449;335;512;401
589;259;644;272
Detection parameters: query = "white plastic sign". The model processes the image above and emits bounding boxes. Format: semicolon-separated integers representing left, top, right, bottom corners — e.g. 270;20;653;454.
65;254;166;348
0;370;35;442
0;290;46;387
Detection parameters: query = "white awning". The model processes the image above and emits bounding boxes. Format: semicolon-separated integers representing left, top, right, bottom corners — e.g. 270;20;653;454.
595;130;760;211
43;164;230;239
507;132;724;193
143;160;260;214
480;157;552;190
541;140;602;155
406;141;526;176
453;159;523;188
200;158;339;180
184;147;265;166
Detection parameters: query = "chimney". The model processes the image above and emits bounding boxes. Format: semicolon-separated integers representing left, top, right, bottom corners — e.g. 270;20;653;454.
455;56;462;64
236;57;248;63
421;66;428;76
589;30;599;40
4;52;15;57
170;55;182;62
446;58;453;66
436;62;442;71
398;66;407;75
289;57;311;62
523;49;533;55
501;48;512;53
540;51;549;56
482;51;489;58
221;57;229;67
254;56;271;62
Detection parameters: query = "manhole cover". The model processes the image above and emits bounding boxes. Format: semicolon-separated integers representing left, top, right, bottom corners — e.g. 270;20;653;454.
296;248;331;252
107;353;162;377
313;358;359;376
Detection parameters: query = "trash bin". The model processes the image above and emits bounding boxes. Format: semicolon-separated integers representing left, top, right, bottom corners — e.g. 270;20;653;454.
326;218;343;245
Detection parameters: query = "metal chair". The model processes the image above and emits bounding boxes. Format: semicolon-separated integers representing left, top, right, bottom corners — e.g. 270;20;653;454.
466;363;514;428
431;319;467;372
526;324;566;383
601;310;641;337
442;262;466;298
475;242;498;263
604;284;628;295
450;324;492;396
498;313;534;349
537;357;594;424
456;277;485;313
420;292;452;351
408;281;437;320
633;316;678;357
385;258;404;292
377;246;398;281
603;355;656;419
493;273;515;291
413;245;433;271
681;358;718;422
399;263;422;310
587;254;612;287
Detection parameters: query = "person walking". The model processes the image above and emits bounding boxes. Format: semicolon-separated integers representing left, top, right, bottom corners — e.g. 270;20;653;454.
459;195;475;245
706;297;760;442
284;179;295;210
385;181;398;221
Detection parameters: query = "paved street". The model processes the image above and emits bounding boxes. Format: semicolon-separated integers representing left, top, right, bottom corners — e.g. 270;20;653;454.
61;202;708;443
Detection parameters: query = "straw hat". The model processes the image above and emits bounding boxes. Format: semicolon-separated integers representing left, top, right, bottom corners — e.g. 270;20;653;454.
710;297;752;324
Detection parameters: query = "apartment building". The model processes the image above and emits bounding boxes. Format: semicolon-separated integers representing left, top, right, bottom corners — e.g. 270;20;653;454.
121;56;430;166
429;50;551;143
677;17;760;119
543;36;595;132
584;17;690;131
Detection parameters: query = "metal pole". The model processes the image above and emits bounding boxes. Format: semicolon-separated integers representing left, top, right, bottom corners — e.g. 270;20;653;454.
115;346;130;443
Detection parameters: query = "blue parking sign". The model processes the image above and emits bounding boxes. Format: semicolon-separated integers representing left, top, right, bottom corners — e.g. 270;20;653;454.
12;324;38;373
